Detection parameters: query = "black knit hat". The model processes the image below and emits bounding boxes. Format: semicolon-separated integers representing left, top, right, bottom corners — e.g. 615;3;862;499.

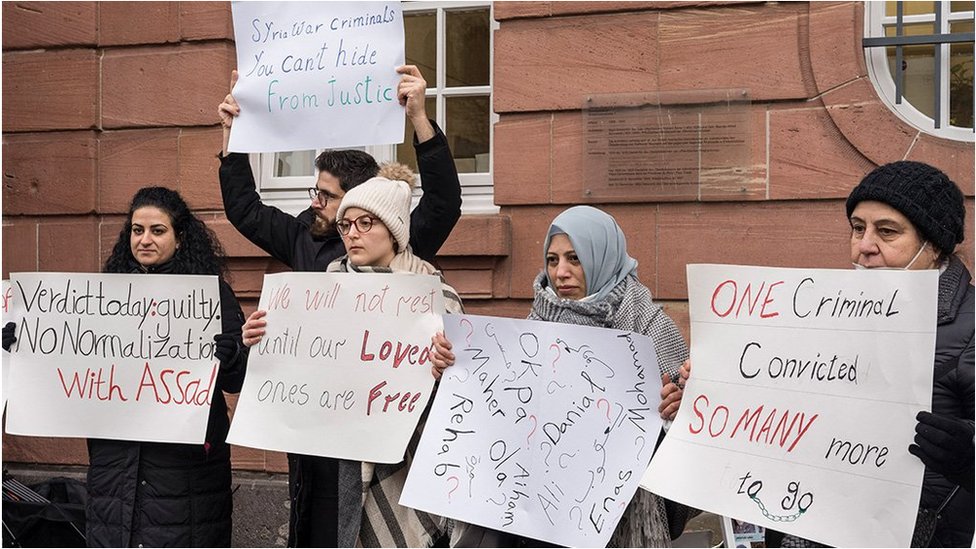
846;161;966;254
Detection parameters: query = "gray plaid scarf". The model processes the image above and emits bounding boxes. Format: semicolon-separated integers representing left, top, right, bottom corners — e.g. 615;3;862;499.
529;271;690;548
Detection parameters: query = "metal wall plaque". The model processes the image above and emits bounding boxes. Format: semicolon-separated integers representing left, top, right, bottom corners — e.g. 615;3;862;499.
583;90;756;201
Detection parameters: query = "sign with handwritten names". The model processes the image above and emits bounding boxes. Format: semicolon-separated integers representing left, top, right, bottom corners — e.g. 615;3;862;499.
2;280;13;410
4;273;222;444
641;264;936;547
401;314;663;547
229;1;405;152
227;272;446;464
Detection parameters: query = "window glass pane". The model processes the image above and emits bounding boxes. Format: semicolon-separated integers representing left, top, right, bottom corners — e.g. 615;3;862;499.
446;8;490;87
887;1;935;16
949;20;974;128
396;97;437;173
275;150;315;177
405;11;437;86
950;1;975;13
885;22;935;37
446;96;490;174
887;43;936;118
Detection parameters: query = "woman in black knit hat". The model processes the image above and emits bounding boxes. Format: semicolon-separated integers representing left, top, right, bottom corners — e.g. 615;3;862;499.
770;160;973;548
848;161;972;548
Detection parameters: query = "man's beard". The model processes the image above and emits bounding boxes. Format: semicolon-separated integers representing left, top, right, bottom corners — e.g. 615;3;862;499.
309;215;338;238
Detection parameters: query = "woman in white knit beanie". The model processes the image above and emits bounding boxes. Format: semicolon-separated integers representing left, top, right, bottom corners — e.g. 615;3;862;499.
242;162;464;547
330;163;464;548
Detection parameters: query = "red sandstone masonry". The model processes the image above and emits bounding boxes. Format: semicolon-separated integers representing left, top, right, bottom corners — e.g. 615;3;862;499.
99;2;180;46
768;107;876;200
493;2;551;21
38;218;100;273
654;201;852;299
906;136;976;194
2;221;38;277
2;49;98;132
439;216;512;257
820;78;918;166
98;129;181;214
180;2;234;41
494;13;659;112
2;132;97;215
658;3;813;101
179;127;225;210
101;43;236;128
1;435;89;466
808;2;866;92
493;115;552;205
1;2;96;49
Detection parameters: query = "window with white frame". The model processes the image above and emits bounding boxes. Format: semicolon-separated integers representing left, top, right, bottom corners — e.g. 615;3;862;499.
253;1;498;215
863;1;974;142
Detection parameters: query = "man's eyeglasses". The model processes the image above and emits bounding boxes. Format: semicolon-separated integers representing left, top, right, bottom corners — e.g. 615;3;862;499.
336;215;379;235
307;187;340;204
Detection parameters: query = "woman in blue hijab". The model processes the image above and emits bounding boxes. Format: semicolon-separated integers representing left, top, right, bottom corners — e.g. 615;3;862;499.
433;205;693;547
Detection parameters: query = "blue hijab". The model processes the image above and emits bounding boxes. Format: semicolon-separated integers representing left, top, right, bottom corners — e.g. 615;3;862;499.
543;206;638;302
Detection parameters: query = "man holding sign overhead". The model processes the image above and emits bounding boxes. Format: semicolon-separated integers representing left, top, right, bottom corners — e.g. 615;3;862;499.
216;3;461;546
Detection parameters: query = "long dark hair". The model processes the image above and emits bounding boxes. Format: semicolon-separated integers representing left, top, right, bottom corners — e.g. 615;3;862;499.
103;186;227;277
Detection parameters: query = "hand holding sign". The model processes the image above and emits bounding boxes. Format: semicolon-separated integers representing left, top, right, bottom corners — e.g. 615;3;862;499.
430;331;454;380
395;64;435;142
658;359;690;421
219;70;240;156
2;322;15;352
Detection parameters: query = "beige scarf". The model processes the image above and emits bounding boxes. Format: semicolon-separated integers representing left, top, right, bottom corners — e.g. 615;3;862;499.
328;249;463;547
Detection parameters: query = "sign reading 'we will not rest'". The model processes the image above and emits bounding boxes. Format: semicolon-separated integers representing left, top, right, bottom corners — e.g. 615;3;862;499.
643;264;937;548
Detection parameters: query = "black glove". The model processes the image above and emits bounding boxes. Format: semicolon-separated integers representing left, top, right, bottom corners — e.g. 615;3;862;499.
213;333;242;368
909;411;975;492
2;322;16;352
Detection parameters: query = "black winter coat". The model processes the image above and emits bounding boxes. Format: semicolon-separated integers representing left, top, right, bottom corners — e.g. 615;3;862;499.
218;122;461;547
218;121;462;272
922;256;974;548
86;278;247;548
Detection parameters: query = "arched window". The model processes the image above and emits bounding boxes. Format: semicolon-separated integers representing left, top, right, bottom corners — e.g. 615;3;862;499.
863;1;974;142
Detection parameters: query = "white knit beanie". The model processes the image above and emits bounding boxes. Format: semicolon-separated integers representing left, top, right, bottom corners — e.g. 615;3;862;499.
336;176;412;252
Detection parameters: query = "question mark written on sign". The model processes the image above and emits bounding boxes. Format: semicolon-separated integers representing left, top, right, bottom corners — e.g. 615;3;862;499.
635;436;647;463
446;475;460;501
549;343;561;373
526;414;537;447
459;318;474;346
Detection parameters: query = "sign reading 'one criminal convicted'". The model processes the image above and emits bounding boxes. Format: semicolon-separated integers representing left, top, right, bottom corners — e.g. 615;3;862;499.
5;273;222;444
642;264;936;548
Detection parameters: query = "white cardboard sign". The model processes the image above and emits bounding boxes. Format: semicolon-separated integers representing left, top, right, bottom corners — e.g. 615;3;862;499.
4;273;222;444
402;314;663;547
229;1;406;152
641;264;936;547
2;280;13;411
227;272;446;464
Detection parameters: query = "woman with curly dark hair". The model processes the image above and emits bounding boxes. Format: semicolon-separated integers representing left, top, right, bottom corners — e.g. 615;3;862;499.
91;186;248;547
